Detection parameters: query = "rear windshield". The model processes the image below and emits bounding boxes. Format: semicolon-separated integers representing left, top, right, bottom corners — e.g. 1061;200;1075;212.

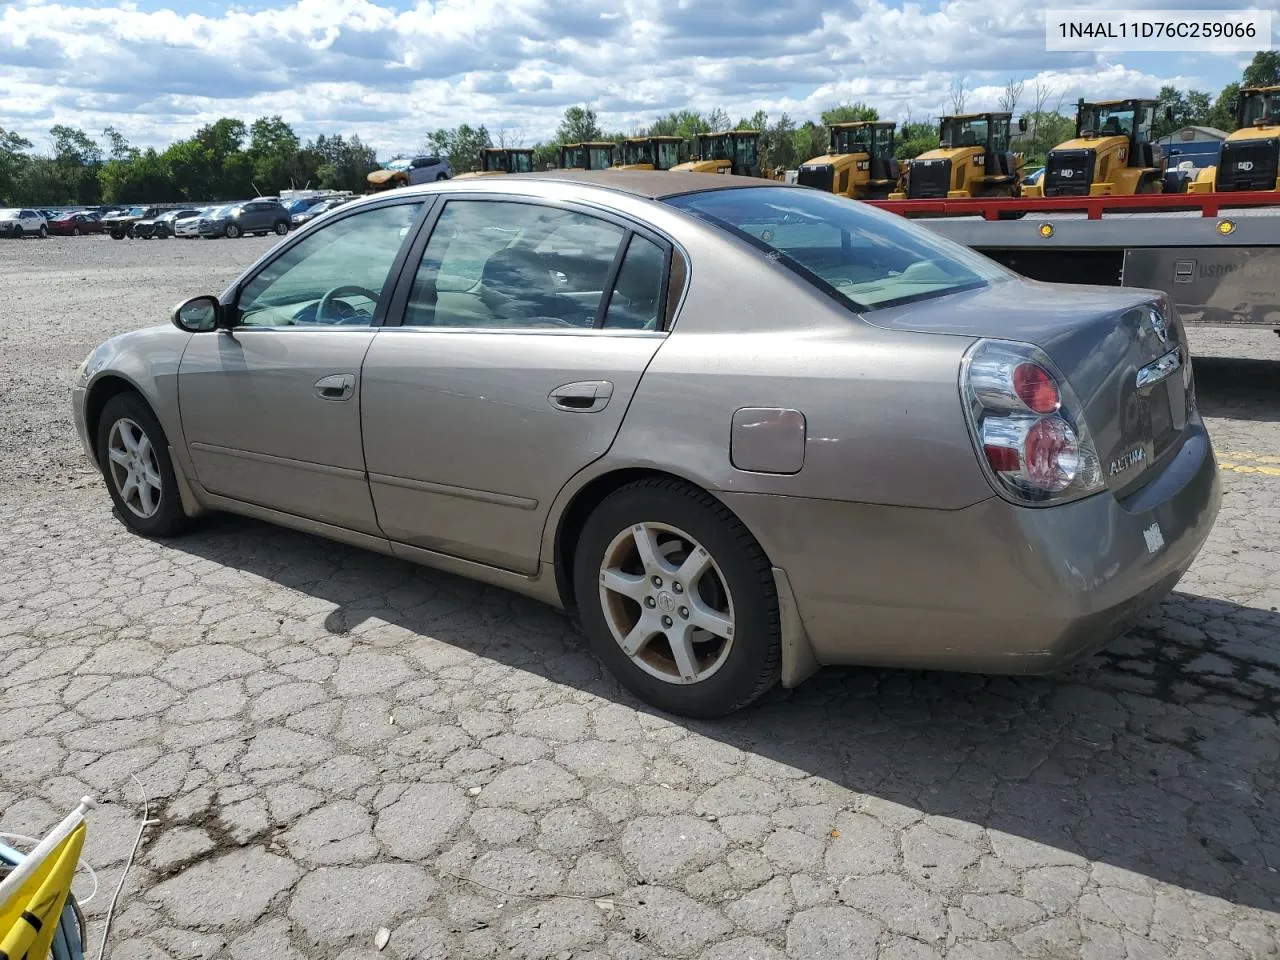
665;186;1010;310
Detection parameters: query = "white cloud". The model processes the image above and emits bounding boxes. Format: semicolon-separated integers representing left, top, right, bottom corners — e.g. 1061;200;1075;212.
0;0;1251;157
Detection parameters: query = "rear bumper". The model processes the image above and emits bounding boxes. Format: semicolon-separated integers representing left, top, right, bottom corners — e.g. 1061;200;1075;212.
719;421;1221;674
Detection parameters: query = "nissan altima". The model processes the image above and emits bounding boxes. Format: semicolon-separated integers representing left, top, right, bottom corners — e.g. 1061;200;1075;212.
71;171;1220;717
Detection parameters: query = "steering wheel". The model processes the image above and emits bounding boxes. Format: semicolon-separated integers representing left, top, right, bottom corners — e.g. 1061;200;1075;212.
317;284;381;323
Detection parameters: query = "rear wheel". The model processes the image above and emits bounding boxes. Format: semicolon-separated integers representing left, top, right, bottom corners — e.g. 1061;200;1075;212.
96;393;190;538
273;221;289;235
573;478;780;717
436;172;449;181
38;224;47;238
72;226;82;237
14;227;23;238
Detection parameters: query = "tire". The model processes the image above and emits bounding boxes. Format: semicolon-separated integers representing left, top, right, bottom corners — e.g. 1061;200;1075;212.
14;227;23;238
95;392;191;538
38;224;47;238
111;230;124;240
573;477;780;717
72;226;81;237
225;223;242;239
435;172;449;181
273;221;289;235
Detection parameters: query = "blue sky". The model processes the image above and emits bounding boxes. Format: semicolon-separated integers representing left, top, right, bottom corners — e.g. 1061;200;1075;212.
0;0;1270;160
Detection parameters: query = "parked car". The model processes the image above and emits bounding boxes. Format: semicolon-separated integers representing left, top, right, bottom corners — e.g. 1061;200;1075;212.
102;206;161;239
0;208;48;238
47;211;105;236
174;208;210;239
367;155;452;190
39;209;61;222
133;208;203;239
290;197;350;226
71;171;1221;717
198;199;291;239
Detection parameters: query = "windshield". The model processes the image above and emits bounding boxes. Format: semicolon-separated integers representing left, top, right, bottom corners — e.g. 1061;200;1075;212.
561;146;586;169
655;141;680;169
512;152;533;173
1078;103;1153;142
940;118;989;149
732;136;758;169
1240;90;1278;125
385;158;412;172
831;127;872;154
587;146;613;169
622;142;653;166
666;186;1009;311
482;152;507;172
701;135;731;161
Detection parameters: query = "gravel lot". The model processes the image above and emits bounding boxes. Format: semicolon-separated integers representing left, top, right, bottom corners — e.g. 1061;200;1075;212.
2;233;1279;960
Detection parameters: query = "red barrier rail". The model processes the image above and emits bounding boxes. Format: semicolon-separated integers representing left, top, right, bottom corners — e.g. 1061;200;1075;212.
864;190;1280;221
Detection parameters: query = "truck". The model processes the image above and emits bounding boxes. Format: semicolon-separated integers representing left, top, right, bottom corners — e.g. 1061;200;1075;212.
864;191;1280;329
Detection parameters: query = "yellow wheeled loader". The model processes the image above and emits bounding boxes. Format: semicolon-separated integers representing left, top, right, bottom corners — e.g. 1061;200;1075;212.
672;131;779;177
614;136;685;170
559;142;617;171
453;147;536;179
1188;86;1280;194
1024;99;1170;197
797;121;902;199
894;112;1025;199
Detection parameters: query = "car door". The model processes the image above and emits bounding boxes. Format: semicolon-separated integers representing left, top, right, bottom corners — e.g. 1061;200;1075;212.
361;196;677;574
178;197;427;533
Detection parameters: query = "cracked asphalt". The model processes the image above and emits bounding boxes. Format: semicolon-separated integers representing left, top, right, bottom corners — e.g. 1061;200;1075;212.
2;234;1279;960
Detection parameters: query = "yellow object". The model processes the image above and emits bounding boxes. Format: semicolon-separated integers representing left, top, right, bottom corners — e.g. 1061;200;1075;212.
797;122;903;199
1217;218;1235;235
903;113;1024;200
1188;87;1280;194
0;816;87;960
1039;98;1166;197
1039;223;1055;238
672;131;772;178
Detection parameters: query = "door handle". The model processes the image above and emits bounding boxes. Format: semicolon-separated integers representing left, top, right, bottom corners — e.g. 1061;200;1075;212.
549;380;613;413
314;373;355;401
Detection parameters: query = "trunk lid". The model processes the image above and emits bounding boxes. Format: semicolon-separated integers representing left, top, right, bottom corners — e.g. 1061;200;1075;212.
865;277;1192;498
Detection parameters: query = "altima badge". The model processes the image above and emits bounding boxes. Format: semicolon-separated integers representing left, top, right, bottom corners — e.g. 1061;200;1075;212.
1109;446;1145;476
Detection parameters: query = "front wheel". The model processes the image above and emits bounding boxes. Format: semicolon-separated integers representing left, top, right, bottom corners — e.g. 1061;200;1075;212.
224;223;242;239
96;393;190;537
72;226;82;237
573;478;781;717
39;224;48;238
273;221;289;236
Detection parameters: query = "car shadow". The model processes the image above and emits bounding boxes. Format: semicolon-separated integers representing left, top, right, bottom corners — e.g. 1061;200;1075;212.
163;512;1280;912
1193;355;1280;423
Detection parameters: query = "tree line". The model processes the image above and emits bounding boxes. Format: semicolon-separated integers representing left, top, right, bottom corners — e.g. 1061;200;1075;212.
2;52;1274;206
0;117;378;207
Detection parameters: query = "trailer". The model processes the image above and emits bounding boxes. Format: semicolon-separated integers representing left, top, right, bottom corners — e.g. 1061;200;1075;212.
865;192;1280;328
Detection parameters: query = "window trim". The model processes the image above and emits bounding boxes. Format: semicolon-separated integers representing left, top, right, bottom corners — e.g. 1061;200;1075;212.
220;194;436;331
382;193;683;336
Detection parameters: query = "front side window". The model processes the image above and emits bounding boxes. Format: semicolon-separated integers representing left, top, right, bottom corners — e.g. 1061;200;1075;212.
402;200;626;329
235;202;421;327
667;186;1009;311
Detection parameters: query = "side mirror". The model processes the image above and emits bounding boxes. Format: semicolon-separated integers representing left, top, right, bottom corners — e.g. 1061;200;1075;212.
1018;117;1028;133
172;295;222;333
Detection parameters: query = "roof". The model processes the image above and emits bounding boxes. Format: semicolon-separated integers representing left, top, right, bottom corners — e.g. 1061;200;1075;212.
504;170;799;200
830;121;895;129
1157;125;1229;142
1084;99;1159;107
944;112;1012;121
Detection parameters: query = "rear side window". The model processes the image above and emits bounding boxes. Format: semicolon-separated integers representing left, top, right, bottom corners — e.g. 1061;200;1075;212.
666;186;1010;311
603;234;666;330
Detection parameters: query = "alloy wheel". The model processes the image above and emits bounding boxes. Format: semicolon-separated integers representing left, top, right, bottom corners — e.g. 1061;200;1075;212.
105;418;163;519
597;521;736;685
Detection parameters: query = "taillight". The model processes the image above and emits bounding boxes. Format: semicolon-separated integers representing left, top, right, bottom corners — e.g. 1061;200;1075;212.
962;340;1104;505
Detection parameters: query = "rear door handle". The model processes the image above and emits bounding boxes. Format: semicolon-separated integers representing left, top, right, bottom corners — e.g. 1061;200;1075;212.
314;373;355;401
549;380;613;413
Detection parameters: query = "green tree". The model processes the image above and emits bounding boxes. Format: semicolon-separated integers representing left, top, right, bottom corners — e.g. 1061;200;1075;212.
0;128;34;203
646;110;710;139
1184;90;1213;127
248;115;302;193
896;121;940;160
424;124;493;173
48;125;103;204
1154;85;1186;138
793;121;826;163
1209;83;1240;131
531;142;559;170
555;106;603;145
706;107;730;133
101;126;137;162
1242;51;1280;88
1023;111;1074;161
820;102;878;125
99;148;178;203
